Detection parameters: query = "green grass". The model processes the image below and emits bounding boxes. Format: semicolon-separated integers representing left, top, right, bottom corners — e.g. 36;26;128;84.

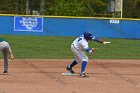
0;34;140;59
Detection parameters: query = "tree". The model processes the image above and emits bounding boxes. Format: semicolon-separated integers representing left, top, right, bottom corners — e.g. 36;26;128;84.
1;0;140;18
25;0;29;14
14;0;19;14
40;0;45;15
123;0;140;18
0;0;14;13
132;0;140;18
44;0;109;16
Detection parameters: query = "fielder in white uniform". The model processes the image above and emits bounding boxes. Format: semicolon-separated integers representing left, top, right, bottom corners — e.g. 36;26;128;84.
66;32;110;77
0;38;14;75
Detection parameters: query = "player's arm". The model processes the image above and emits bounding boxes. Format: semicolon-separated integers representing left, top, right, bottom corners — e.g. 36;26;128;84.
9;47;14;60
85;47;97;53
7;43;14;60
85;47;92;53
92;37;110;45
92;37;103;43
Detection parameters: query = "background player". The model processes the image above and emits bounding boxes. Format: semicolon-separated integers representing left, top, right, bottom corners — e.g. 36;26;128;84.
0;38;14;75
66;31;110;77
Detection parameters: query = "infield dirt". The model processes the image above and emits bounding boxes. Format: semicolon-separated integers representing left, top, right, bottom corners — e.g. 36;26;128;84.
0;59;139;93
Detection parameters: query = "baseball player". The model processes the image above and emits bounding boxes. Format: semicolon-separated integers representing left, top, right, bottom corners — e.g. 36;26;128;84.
66;32;110;77
0;38;14;75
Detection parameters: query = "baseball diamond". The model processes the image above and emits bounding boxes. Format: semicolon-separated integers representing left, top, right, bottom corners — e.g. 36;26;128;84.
0;1;140;93
0;59;139;93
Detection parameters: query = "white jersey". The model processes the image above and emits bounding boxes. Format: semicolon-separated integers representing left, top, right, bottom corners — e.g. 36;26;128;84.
72;35;89;51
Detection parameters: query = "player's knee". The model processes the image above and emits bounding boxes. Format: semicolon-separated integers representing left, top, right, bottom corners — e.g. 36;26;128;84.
82;59;88;62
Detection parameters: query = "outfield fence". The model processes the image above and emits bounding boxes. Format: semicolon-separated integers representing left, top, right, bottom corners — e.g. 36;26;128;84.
0;14;140;39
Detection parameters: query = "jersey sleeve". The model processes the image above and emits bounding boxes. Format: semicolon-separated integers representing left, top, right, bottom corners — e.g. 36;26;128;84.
92;37;99;42
92;37;103;43
85;47;92;53
81;40;88;49
81;40;92;53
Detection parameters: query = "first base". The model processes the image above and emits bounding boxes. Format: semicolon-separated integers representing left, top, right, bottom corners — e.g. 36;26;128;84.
62;72;78;76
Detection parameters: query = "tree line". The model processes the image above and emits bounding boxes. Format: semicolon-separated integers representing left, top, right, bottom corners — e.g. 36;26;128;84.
0;0;140;18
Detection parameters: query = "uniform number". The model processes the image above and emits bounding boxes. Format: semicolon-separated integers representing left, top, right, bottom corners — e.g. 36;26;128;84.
78;37;82;42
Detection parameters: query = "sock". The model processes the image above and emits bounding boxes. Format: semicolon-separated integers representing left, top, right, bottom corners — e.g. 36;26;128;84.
69;60;78;68
81;61;87;73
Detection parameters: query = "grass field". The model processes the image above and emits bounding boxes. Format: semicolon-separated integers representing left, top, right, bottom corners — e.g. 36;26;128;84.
0;34;140;59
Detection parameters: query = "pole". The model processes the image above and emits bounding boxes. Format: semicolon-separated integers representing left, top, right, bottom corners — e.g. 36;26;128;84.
25;0;30;14
121;0;123;18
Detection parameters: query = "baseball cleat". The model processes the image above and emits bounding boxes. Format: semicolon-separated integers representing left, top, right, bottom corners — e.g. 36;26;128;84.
66;66;75;74
3;71;8;75
79;73;88;77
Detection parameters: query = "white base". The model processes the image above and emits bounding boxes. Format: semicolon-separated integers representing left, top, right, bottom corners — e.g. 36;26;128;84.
61;72;78;76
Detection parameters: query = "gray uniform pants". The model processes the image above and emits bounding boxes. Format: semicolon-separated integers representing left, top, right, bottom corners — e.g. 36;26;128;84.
0;41;10;71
